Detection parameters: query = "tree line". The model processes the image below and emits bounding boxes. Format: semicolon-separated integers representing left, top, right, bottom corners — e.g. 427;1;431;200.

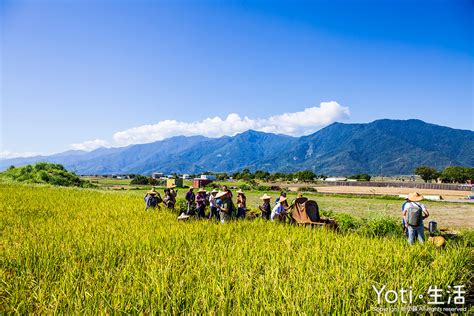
414;166;474;183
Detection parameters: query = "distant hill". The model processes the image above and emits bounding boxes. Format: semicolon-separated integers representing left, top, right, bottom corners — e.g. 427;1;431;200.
1;119;473;175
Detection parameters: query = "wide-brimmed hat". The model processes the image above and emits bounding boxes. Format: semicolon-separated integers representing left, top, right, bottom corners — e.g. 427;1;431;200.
147;189;158;195
237;189;244;194
260;194;272;200
197;188;207;193
216;191;227;199
408;192;424;202
278;196;287;203
211;189;218;194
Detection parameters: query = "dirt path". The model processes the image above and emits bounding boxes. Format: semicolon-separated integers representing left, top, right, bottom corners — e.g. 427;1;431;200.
311;186;472;200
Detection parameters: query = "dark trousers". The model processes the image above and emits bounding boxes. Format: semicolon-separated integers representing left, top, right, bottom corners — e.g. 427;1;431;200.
197;205;206;218
209;206;219;220
237;207;246;219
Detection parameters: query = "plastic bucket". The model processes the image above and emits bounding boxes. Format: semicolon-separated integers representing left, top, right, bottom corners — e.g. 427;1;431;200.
429;221;437;234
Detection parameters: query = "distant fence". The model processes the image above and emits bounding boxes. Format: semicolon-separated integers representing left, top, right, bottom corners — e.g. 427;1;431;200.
323;181;473;191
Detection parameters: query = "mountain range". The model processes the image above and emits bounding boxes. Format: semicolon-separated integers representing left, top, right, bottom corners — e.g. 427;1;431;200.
1;119;473;176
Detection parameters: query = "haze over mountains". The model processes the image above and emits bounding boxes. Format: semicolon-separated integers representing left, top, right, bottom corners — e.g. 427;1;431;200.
2;119;473;176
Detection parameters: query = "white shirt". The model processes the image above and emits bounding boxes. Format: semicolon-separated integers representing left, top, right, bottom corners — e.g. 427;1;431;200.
209;195;217;207
270;203;285;221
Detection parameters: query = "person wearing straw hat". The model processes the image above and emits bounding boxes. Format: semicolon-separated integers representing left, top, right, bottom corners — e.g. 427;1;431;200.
169;184;178;201
258;194;272;220
236;189;247;219
195;188;207;218
208;189;219;220
403;192;430;244
216;191;234;223
271;195;288;221
185;187;196;215
144;188;162;211
163;188;175;209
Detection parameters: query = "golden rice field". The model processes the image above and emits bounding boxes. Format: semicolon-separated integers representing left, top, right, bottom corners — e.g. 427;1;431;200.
1;183;472;313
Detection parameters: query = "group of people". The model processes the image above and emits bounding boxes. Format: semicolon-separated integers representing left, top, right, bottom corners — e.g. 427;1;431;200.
144;185;293;223
143;185;177;210
145;185;431;245
182;185;248;222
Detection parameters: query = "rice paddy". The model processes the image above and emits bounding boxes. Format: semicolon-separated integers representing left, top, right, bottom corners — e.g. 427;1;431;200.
1;183;472;313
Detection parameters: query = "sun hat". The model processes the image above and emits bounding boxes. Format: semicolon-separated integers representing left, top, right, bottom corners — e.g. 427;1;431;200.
147;188;158;195
260;194;272;200
197;188;207;193
278;196;287;203
216;191;227;199
211;189;218;194
237;189;244;194
408;192;424;202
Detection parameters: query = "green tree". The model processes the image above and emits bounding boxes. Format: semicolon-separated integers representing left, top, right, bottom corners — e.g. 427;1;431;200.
414;166;439;183
440;166;473;183
294;170;317;182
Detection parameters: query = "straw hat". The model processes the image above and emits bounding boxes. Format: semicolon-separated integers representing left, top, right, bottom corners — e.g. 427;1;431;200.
278;196;287;203
260;193;272;200
216;191;227;199
237;189;244;194
147;188;157;195
197;188;207;193
211;189;218;194
408;192;424;202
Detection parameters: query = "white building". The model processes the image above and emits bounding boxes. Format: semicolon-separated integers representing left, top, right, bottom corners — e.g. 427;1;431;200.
200;174;217;180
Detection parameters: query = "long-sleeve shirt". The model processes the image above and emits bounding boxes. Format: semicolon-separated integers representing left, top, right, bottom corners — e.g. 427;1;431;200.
237;195;246;208
209;195;217;208
195;194;206;208
271;203;285;220
185;191;195;203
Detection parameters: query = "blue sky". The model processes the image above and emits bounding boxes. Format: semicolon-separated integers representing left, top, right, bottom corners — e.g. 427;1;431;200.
1;0;473;156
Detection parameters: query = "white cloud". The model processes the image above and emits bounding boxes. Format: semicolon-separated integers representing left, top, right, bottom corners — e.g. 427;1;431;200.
112;101;350;146
70;139;109;151
0;150;43;159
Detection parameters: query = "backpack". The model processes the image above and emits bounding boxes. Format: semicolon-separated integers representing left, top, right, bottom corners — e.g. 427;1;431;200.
406;203;422;227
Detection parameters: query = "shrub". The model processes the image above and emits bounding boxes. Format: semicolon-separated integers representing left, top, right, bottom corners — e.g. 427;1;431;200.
360;214;400;237
238;184;253;191
255;185;271;191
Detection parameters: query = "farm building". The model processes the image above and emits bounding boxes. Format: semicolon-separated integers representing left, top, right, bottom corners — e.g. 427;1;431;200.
167;178;183;188
200;174;216;180
193;178;213;188
152;172;164;179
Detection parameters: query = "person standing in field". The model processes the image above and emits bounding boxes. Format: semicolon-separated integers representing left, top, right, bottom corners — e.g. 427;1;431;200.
216;191;235;223
144;188;162;211
236;189;247;219
403;192;430;244
222;185;233;199
208;189;219;220
169;184;178;200
275;191;287;204
195;188;207;218
163;188;175;209
258;194;272;220
271;196;288;221
185;187;195;215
